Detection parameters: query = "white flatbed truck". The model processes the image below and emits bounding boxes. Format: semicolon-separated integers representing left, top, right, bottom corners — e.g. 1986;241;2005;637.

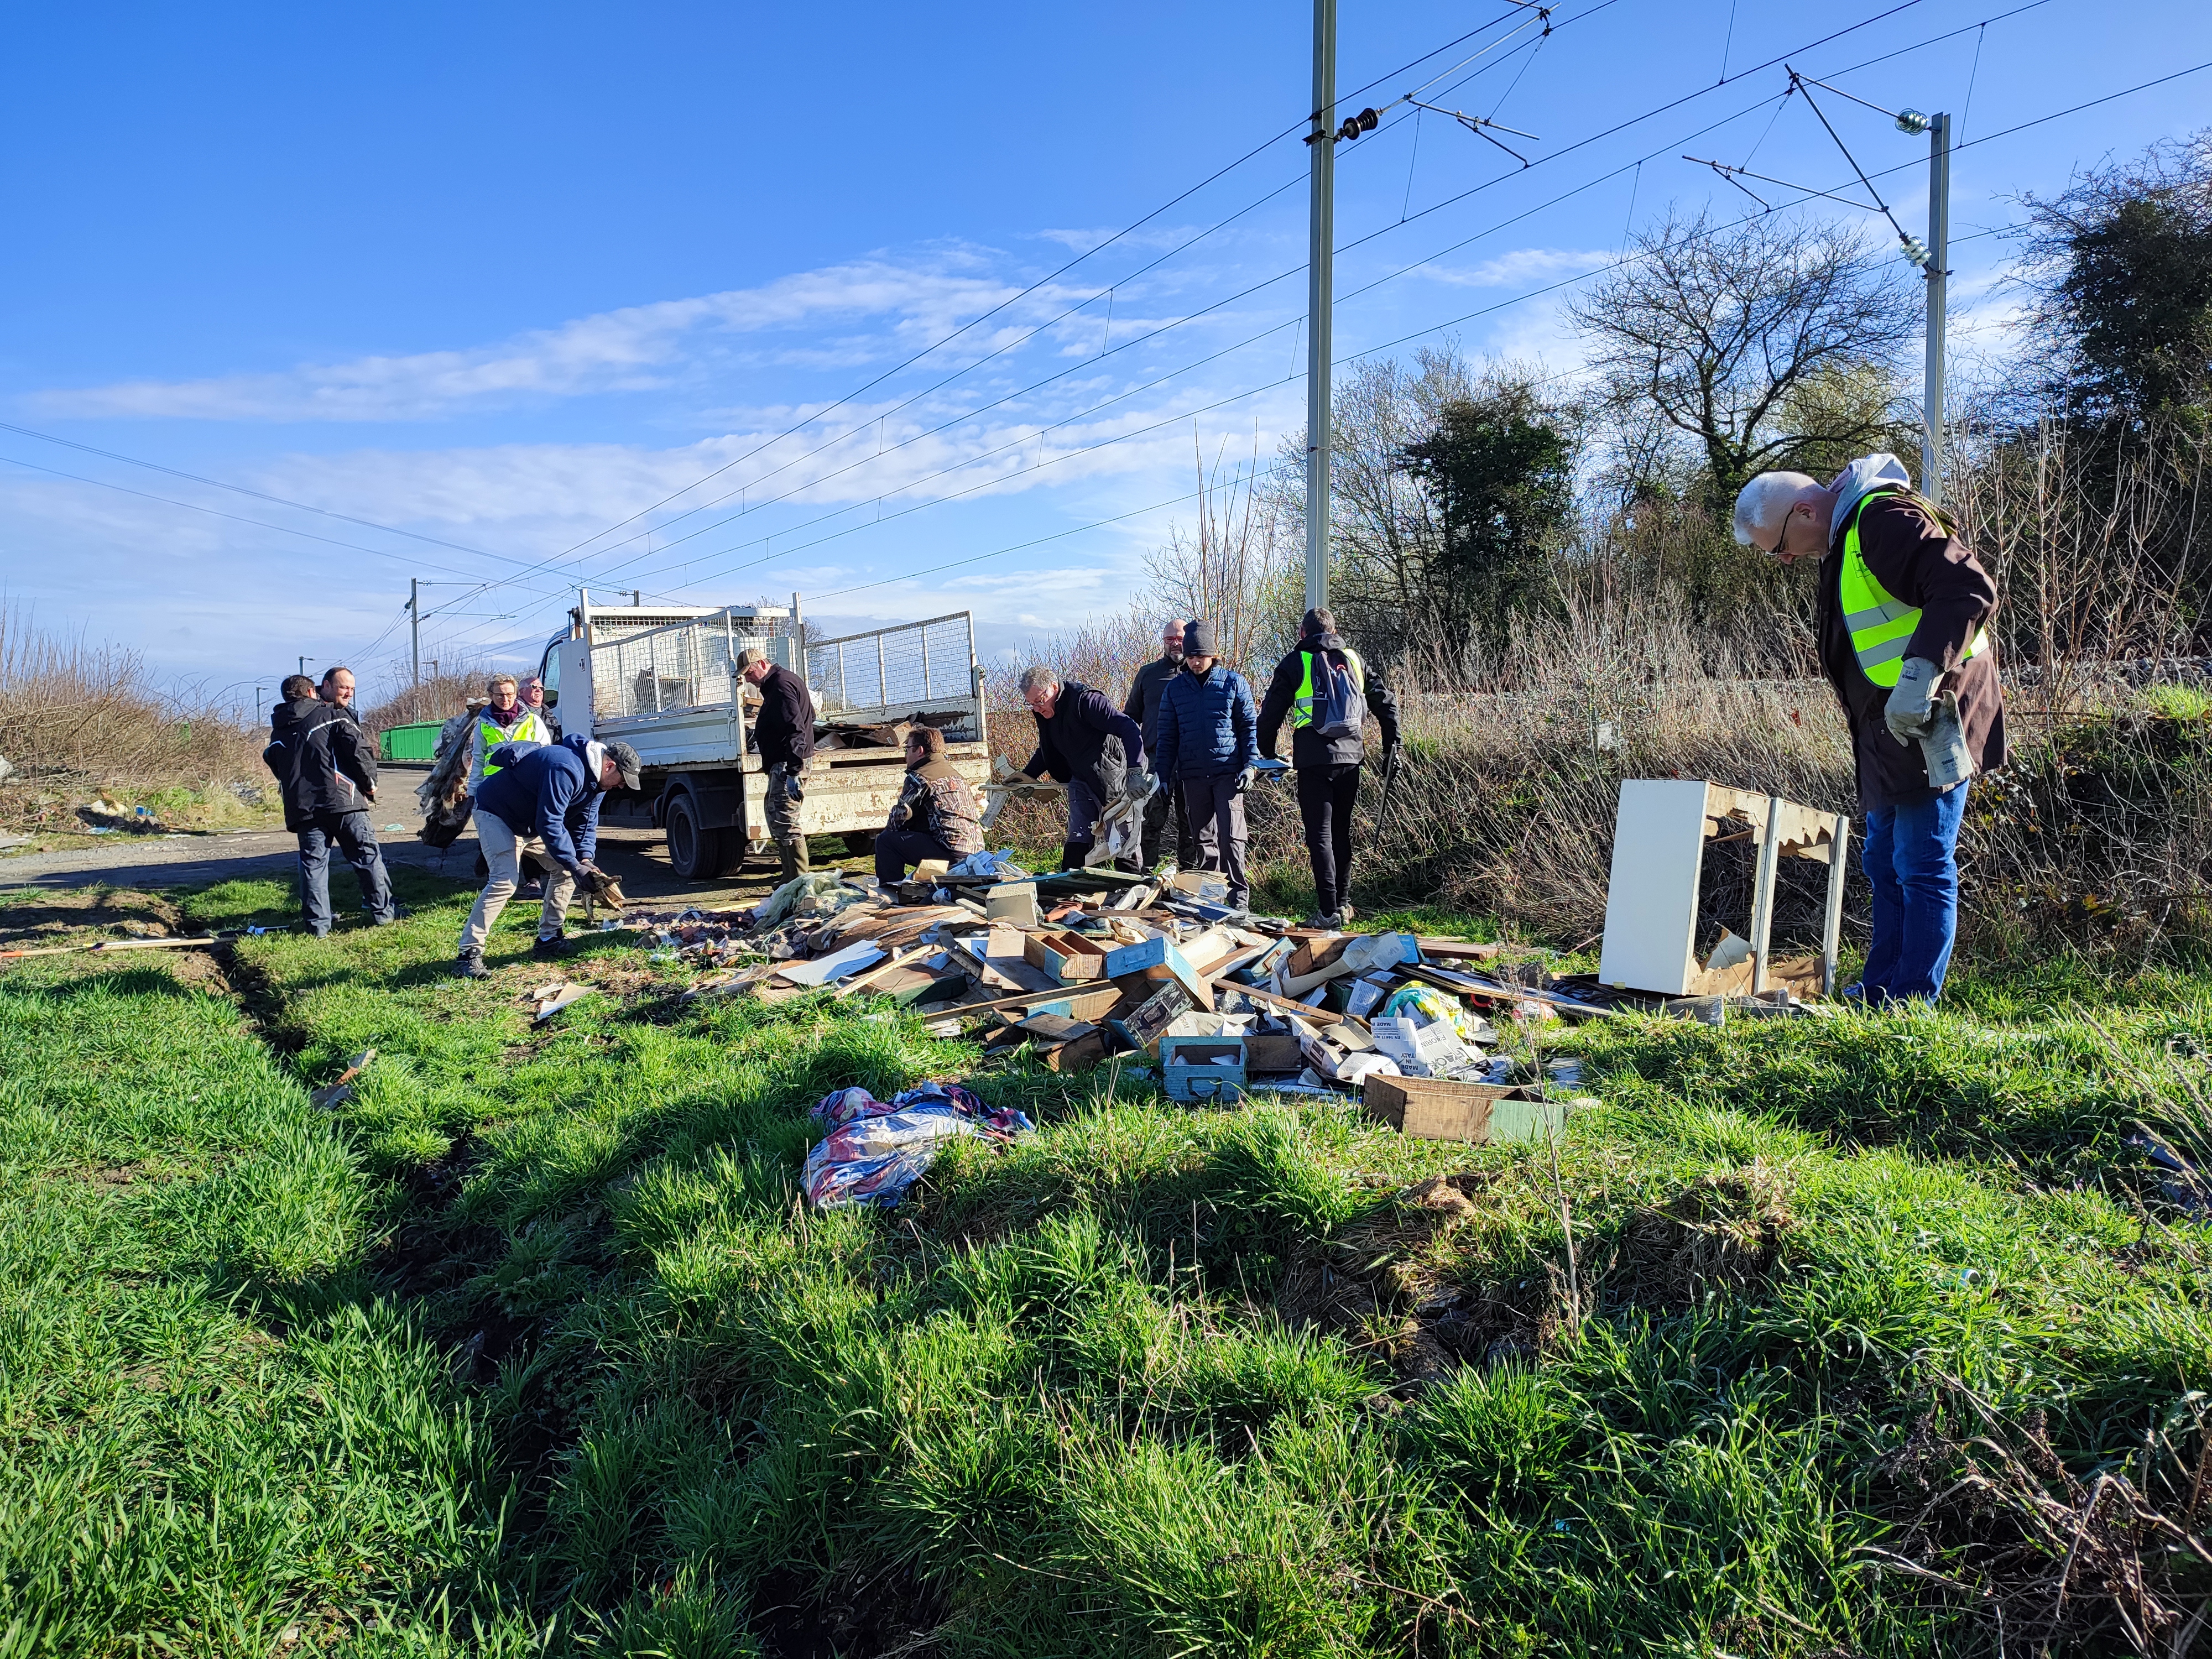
531;598;992;880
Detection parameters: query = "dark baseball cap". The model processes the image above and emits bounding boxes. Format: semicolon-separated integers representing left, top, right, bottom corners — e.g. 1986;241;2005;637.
605;740;643;791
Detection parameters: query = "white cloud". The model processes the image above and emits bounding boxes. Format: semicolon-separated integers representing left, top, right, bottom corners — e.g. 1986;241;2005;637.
23;254;1077;423
1412;246;1616;289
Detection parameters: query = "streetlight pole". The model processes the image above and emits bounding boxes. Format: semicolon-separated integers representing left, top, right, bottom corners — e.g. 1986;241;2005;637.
1304;0;1337;615
1921;112;1951;507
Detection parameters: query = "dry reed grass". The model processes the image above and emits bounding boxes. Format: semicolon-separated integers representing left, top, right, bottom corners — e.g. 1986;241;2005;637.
0;606;270;826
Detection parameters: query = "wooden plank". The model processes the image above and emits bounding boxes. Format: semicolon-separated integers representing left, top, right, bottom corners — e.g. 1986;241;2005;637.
1229;982;1345;1025
1749;792;1783;997
1822;811;1851;998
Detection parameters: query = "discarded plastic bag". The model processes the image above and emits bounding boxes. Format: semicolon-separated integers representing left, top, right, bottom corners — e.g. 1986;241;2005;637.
947;850;1031;881
755;870;866;928
804;1081;1035;1208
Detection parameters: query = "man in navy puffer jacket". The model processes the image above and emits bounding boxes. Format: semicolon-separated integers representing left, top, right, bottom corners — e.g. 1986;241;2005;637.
457;733;640;977
1150;619;1259;909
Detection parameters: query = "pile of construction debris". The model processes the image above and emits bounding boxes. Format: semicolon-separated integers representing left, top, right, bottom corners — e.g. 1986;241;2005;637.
632;860;1621;1146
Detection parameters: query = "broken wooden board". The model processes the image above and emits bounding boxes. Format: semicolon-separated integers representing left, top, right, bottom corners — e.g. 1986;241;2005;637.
1361;1074;1567;1144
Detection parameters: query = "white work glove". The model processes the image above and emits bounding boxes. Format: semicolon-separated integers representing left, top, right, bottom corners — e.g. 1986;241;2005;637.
1234;766;1257;795
1885;656;1940;747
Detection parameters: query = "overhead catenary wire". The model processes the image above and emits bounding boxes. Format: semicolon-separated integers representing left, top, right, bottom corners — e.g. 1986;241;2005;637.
532;2;1557;573
718;52;2212;618
379;0;2148;653
539;0;2011;605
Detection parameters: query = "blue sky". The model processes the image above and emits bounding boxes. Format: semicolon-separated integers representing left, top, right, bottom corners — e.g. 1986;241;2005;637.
1;0;2204;708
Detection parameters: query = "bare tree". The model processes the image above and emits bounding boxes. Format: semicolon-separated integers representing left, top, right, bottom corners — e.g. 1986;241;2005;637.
1571;210;1919;515
1145;425;1301;674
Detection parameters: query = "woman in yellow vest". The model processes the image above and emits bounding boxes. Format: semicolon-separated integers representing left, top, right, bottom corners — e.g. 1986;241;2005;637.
1734;455;2006;1004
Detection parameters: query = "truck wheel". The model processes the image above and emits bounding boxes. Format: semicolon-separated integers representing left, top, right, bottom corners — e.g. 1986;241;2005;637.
666;792;739;880
841;830;879;855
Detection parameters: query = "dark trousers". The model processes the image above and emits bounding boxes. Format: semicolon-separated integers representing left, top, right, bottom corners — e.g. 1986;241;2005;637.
1297;763;1362;915
297;810;394;935
876;827;954;885
1179;773;1249;907
1141;775;1200;871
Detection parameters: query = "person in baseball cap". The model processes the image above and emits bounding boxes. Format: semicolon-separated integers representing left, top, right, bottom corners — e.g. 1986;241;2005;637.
455;733;639;977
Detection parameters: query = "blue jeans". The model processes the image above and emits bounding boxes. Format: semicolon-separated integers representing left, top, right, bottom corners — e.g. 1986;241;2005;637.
1860;782;1969;1004
297;810;395;935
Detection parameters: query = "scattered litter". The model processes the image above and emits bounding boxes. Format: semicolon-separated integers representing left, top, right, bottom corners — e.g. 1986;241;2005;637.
803;1080;1034;1208
947;849;1030;881
310;1048;376;1111
526;980;594;1022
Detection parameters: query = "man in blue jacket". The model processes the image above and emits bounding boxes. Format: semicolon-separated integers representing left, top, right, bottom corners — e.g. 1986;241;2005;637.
1150;619;1259;910
456;733;641;978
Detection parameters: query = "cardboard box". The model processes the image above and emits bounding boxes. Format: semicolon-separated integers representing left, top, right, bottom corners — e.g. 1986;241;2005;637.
1372;1014;1472;1072
1361;1074;1568;1144
1023;928;1112;983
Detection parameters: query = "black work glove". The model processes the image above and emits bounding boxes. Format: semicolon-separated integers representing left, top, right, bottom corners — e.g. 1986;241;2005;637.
1381;744;1404;785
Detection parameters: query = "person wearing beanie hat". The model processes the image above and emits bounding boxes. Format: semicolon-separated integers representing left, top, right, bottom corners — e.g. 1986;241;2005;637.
1255;605;1402;927
877;725;985;888
1150;619;1260;910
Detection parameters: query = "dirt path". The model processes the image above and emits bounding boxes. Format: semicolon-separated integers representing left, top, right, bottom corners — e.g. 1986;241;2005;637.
0;822;808;907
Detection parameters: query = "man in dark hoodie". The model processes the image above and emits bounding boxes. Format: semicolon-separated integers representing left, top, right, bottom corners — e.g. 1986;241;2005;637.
1734;453;2005;1004
1123;618;1201;872
264;672;396;936
1256;608;1402;928
1019;665;1147;870
456;733;641;977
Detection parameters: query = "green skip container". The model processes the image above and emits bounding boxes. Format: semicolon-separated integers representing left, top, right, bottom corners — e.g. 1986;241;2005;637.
378;721;446;763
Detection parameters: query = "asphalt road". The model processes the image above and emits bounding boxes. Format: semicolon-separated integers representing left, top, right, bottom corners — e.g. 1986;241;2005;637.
0;821;809;909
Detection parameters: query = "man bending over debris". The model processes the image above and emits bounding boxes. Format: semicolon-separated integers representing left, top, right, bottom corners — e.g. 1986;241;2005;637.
739;645;816;882
1018;665;1148;870
1734;453;2005;1004
265;671;397;936
456;733;641;978
1151;619;1259;912
877;726;984;888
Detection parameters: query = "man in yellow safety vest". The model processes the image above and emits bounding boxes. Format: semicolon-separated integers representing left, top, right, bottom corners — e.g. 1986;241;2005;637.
468;673;551;896
1734;454;2006;1004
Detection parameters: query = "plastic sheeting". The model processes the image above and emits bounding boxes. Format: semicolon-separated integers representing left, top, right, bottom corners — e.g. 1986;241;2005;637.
802;1081;1035;1209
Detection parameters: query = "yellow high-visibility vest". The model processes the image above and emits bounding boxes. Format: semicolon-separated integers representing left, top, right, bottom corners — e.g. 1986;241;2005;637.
1838;489;1986;687
1290;644;1365;729
478;708;544;776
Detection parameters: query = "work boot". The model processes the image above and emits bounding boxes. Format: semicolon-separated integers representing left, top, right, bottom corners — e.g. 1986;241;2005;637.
456;947;489;979
531;931;573;960
1302;911;1342;930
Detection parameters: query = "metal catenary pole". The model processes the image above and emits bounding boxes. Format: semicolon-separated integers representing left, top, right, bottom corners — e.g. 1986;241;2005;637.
409;577;421;686
1304;0;1337;614
1922;112;1950;506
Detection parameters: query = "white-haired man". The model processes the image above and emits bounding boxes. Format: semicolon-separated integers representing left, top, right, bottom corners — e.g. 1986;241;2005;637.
1733;453;2005;1004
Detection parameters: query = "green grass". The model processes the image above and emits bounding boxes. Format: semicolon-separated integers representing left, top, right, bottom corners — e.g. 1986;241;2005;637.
3;870;2208;1654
